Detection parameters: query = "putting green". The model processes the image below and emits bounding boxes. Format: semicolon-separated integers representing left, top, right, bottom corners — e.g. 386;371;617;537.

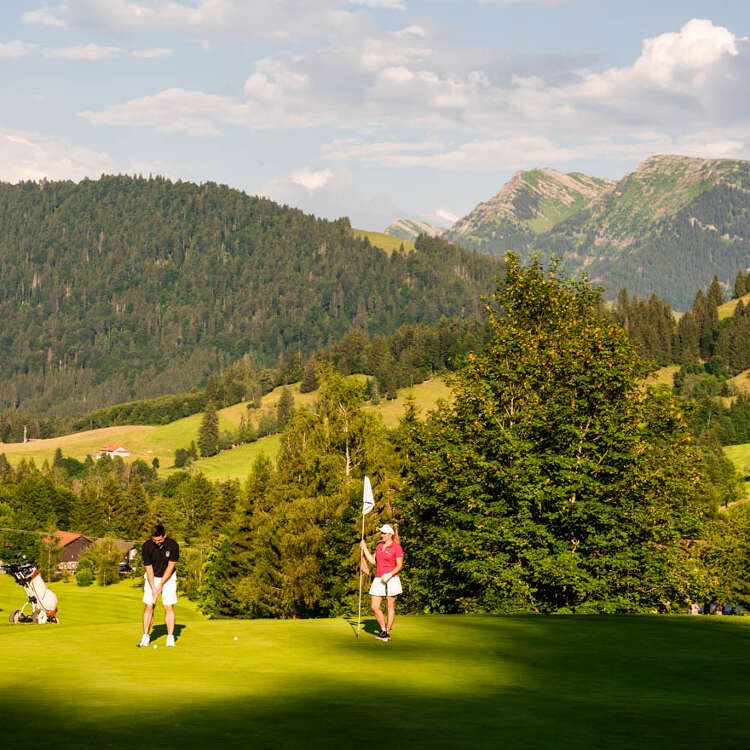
0;576;748;749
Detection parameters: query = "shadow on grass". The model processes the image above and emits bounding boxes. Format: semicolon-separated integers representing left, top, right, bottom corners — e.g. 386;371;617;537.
2;616;750;749
150;623;186;642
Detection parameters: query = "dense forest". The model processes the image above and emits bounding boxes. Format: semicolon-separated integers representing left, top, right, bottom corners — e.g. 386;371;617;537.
0;176;503;417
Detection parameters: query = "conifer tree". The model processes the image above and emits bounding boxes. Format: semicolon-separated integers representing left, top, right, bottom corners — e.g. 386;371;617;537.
198;401;219;458
276;387;295;429
300;360;319;393
734;271;747;300
708;275;725;307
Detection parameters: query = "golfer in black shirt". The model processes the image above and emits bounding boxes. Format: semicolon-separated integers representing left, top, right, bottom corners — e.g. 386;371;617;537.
138;524;180;647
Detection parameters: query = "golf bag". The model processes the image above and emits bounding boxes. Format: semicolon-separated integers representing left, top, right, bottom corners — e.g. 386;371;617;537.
2;557;59;624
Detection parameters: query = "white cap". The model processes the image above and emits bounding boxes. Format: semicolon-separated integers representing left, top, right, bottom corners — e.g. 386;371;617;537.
378;524;395;535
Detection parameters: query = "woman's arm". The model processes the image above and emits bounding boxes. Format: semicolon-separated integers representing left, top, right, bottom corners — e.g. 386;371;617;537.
360;539;376;565
382;557;403;581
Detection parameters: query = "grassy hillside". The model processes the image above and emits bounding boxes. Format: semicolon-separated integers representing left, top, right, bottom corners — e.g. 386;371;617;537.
352;228;415;254
718;292;750;321
1;577;748;748
0;377;451;481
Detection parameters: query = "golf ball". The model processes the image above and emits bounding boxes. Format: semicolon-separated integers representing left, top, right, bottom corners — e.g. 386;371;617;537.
153;644;158;649
234;636;238;641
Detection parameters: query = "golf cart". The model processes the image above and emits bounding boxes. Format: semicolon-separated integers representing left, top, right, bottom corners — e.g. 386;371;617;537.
2;556;59;624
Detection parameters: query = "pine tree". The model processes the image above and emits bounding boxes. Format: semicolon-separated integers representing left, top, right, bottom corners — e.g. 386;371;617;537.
276;387;295;430
198;401;219;458
212;480;240;532
708;275;725;307
300;360;319;393
122;479;150;539
734;271;747;300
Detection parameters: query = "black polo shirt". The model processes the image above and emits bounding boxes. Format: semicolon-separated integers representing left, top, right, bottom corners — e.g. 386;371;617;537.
142;537;180;577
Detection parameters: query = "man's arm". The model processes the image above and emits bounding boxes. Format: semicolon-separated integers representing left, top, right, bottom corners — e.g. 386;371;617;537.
145;564;157;600
160;560;176;585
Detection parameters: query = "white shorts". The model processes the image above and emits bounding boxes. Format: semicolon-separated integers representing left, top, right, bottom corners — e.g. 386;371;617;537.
143;574;178;606
369;575;402;597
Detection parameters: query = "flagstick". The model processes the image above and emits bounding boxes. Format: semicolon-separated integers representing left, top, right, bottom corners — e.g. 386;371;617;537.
356;510;366;639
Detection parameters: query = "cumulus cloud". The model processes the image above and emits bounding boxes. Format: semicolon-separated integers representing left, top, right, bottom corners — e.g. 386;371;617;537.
74;17;750;172
0;128;118;182
260;167;406;228
290;167;334;191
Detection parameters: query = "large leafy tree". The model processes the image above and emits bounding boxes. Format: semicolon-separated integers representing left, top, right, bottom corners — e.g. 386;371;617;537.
401;255;710;614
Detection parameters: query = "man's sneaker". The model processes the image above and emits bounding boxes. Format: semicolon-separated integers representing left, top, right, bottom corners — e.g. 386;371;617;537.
166;634;175;647
138;634;150;648
375;630;390;642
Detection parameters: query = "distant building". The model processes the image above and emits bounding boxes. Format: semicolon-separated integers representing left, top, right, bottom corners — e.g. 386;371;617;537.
44;531;94;572
106;538;137;567
97;444;131;458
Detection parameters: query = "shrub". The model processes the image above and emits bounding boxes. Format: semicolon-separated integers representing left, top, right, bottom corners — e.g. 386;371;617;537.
75;566;94;586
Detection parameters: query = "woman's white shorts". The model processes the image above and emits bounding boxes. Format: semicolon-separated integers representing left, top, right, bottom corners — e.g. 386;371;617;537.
143;574;178;606
369;575;402;597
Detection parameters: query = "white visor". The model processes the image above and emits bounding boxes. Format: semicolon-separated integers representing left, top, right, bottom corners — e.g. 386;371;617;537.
378;524;395;535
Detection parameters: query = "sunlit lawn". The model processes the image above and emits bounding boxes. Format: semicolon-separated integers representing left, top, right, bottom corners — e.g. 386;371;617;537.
1;576;748;749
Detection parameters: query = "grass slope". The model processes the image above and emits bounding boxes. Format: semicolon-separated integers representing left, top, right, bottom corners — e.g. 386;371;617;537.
0;378;450;481
353;228;415;255
1;577;749;749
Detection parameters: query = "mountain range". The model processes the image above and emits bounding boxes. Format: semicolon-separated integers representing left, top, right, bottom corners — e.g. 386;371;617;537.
388;155;750;310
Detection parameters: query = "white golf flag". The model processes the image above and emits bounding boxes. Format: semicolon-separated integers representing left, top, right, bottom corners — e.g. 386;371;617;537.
362;476;374;515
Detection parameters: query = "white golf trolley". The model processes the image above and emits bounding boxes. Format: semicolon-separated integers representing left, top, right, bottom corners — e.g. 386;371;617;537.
3;557;59;624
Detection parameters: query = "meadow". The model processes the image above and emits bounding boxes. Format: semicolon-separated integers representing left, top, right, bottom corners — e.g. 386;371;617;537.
1;575;748;749
0;378;450;481
352;228;416;254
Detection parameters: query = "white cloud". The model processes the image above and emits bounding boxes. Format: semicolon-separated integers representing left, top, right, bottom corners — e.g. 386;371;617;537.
22;7;67;27
0;128;117;182
290;167;334;191
0;40;173;61
75;17;750;175
434;208;460;226
0;41;37;58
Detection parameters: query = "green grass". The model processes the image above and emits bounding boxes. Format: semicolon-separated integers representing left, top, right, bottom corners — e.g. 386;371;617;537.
352;228;415;255
1;577;749;749
718;292;750;320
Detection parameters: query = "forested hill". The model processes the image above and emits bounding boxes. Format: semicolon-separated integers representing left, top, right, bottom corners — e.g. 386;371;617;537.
444;155;750;310
0;176;503;417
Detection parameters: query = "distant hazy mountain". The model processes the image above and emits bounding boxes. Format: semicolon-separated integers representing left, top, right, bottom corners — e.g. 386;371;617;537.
444;156;750;310
385;219;445;242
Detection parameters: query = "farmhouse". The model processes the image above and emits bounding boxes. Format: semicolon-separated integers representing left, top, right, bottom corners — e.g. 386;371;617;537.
97;444;131;458
46;531;94;571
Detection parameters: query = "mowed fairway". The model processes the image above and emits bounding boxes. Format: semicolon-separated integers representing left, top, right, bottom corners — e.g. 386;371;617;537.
1;577;749;749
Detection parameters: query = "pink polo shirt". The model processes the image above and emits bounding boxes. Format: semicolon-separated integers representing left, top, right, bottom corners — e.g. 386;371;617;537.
375;542;403;578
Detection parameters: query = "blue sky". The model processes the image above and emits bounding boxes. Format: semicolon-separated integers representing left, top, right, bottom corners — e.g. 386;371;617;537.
2;1;750;229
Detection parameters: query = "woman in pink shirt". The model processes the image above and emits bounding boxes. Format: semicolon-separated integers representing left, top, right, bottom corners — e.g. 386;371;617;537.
360;524;403;642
